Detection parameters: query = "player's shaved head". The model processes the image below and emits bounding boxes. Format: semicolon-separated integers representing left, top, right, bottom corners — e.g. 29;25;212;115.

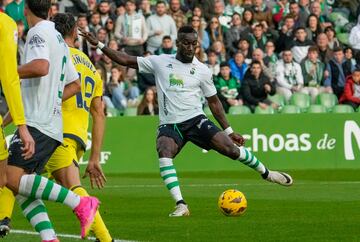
53;13;76;38
25;0;51;20
176;26;198;63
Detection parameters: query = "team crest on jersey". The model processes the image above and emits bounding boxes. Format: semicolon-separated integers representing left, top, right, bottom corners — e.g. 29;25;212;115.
190;68;195;75
29;34;45;48
169;74;184;88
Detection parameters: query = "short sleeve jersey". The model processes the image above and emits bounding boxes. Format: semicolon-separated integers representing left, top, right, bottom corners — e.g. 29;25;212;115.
137;54;216;124
21;21;78;142
62;47;103;149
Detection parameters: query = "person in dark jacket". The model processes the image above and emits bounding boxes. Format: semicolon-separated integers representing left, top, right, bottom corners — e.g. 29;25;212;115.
241;60;277;112
325;47;355;98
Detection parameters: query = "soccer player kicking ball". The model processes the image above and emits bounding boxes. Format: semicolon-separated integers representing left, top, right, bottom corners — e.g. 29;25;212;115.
0;12;113;242
0;0;99;241
81;26;293;217
0;12;35;236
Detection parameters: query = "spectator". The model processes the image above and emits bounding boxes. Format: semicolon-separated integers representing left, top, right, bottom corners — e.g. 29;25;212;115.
155;35;177;55
252;0;273;29
77;14;91;56
309;0;331;29
249;23;267;52
206;50;220;76
246;48;273;81
195;44;207;63
275;49;304;101
206;16;225;45
325;47;355;99
146;0;177;53
97;54;114;83
349;16;360;53
58;0;88;16
276;14;295;52
108;39;119;51
137;51;156;93
305;14;322;43
214;0;231;30
16;20;26;65
214;62;242;113
115;0;148;56
98;0;116;26
263;40;278;78
339;69;360;111
229;51;248;83
139;0;152;19
194;0;215;22
168;0;187;30
290;26;314;63
49;3;59;19
137;87;159;115
272;0;290;26
299;0;311;16
105;18;116;41
210;40;226;63
191;15;210;51
289;1;308;28
87;0;98;14
242;60;277;112
317;33;333;64
324;26;340;50
237;38;252;64
242;8;256;28
192;5;207;30
5;0;27;29
89;12;102;34
225;13;248;59
344;47;357;68
300;46;331;102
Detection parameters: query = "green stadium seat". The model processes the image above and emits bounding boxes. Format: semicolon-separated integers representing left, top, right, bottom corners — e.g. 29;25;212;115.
254;106;275;114
316;93;338;111
123;107;138;116
267;94;286;106
307;105;327;114
203;106;212;115
228;106;251;115
106;107;120;117
280;105;301;114
332;105;354;113
290;93;311;112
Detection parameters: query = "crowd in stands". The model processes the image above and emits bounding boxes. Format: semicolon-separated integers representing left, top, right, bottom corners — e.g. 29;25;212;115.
1;0;360;115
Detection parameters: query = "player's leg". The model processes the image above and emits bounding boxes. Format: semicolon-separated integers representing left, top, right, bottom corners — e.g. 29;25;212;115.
210;132;292;186
46;140;112;242
156;124;188;216
6;128;99;238
0;187;15;238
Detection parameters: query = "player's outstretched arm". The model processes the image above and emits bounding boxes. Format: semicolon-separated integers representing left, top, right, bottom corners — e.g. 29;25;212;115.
83;96;107;189
206;95;245;146
79;29;138;69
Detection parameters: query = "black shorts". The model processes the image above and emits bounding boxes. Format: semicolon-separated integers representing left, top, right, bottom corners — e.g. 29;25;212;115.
8;126;60;174
157;115;221;151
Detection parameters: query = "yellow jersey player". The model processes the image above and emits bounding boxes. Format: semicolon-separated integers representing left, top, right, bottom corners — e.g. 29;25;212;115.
0;12;35;237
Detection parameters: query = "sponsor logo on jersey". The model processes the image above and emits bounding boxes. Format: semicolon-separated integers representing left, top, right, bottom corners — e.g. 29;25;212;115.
169;74;184;88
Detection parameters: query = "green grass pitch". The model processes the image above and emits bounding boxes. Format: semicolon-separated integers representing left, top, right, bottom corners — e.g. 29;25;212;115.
2;169;360;242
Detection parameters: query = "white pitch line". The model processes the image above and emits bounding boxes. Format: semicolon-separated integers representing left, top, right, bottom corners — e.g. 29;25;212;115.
102;181;360;189
11;229;135;242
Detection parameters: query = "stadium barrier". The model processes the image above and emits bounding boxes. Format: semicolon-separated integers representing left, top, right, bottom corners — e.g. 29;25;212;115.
5;113;360;173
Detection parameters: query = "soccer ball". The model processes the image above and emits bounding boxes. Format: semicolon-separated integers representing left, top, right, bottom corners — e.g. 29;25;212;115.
218;189;247;216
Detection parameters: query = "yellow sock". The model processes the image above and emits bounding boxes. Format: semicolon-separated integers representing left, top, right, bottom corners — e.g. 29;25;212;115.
0;187;15;219
71;186;112;242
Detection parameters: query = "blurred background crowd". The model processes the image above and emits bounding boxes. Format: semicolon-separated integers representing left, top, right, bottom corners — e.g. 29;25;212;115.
1;0;360;115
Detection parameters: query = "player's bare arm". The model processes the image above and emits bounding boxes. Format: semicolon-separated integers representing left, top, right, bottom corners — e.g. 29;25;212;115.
83;96;107;189
207;95;245;147
62;79;81;101
79;29;138;69
17;59;49;79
